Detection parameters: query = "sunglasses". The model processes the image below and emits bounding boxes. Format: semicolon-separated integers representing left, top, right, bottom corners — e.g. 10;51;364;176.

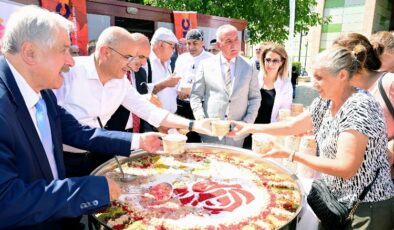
264;58;282;65
108;47;135;63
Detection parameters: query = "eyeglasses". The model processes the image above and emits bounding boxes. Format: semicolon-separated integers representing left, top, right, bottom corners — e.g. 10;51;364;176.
208;49;220;53
264;58;282;65
107;47;135;62
161;40;175;49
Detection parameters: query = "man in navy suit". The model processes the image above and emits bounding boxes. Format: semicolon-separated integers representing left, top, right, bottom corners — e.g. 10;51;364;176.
0;5;163;229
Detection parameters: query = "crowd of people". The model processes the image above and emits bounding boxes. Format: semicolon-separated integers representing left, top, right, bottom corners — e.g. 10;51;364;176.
0;4;393;230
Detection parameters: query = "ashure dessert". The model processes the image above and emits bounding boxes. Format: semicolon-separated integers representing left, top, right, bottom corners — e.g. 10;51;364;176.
95;147;302;230
162;134;188;155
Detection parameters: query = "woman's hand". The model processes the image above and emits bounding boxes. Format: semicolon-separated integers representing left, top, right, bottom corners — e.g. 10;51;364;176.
227;121;252;137
260;147;291;159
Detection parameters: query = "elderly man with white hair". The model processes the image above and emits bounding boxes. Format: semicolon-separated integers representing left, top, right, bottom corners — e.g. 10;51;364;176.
53;27;212;178
190;24;261;147
0;5;144;229
147;27;183;114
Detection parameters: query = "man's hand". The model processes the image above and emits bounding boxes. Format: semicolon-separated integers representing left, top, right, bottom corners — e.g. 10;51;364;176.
153;75;182;94
139;132;165;153
192;118;214;136
145;94;162;107
164;74;182;88
177;90;190;100
106;177;121;201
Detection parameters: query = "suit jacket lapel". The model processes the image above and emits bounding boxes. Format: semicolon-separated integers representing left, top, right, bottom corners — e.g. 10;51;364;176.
0;58;54;181
42;90;66;178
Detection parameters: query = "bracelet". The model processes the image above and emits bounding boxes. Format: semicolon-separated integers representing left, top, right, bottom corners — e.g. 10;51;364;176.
288;151;296;162
188;120;194;132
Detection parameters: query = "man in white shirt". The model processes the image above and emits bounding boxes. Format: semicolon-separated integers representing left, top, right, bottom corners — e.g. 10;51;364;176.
175;29;213;142
105;42;159;133
54;27;211;177
147;27;182;114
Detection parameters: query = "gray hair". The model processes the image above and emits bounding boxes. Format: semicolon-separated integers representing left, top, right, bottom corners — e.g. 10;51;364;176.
2;5;73;54
216;24;237;42
313;47;361;78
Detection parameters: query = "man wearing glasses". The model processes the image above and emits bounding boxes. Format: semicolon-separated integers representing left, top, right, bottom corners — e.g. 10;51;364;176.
147;27;182;115
170;37;187;71
53;26;212;178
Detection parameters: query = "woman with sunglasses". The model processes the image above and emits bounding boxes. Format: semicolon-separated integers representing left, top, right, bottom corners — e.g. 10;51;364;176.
258;43;293;123
243;43;292;149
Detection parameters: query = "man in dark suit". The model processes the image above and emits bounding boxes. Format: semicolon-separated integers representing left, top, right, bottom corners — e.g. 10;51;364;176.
0;5;163;229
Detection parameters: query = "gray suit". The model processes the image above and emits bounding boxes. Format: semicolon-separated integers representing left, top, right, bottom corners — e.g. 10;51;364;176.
190;55;261;147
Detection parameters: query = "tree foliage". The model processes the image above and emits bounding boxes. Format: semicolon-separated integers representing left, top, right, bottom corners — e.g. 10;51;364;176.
126;0;330;44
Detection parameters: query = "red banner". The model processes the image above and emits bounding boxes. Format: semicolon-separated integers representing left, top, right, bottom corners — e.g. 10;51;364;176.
40;0;88;55
173;11;198;39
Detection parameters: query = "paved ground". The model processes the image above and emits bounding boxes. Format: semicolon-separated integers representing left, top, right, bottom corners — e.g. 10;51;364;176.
293;83;319;107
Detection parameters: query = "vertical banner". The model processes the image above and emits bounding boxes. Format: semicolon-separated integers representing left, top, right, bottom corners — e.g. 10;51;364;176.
173;11;198;39
0;0;23;46
41;0;88;55
288;0;296;79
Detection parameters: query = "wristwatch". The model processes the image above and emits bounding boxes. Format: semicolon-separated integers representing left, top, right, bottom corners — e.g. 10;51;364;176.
188;120;194;132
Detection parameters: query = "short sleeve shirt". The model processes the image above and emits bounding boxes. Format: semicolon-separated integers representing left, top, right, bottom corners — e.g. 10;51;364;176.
309;89;394;207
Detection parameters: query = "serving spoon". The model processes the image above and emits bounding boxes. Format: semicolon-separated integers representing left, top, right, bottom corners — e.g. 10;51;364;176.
114;156;137;183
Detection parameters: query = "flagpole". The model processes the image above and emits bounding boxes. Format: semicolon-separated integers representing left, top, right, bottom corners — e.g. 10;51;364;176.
288;0;296;79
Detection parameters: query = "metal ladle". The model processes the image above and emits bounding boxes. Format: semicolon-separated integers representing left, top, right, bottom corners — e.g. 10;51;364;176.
96;116;137;183
114;156;137;183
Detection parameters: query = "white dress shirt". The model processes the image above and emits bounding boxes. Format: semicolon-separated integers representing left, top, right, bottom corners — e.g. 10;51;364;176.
125;71;136;130
147;50;178;113
174;50;213;87
53;56;169;152
220;55;236;90
6;59;59;179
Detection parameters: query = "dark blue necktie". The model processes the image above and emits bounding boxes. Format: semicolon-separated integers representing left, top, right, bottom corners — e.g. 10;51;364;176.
35;98;58;179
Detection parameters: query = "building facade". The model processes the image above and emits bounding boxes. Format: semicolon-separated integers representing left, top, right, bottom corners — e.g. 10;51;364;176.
292;0;394;73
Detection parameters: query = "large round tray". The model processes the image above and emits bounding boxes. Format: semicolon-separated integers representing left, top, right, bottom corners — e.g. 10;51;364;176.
90;143;305;230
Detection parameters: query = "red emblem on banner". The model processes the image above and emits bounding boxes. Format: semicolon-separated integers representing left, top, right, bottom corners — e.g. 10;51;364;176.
173;11;198;39
40;0;88;55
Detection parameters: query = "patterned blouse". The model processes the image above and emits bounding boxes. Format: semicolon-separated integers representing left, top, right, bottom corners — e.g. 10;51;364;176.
310;89;394;208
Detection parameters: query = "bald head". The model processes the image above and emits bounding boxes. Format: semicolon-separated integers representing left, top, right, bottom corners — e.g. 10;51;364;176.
94;27;151;83
95;26;132;55
129;33;151;71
